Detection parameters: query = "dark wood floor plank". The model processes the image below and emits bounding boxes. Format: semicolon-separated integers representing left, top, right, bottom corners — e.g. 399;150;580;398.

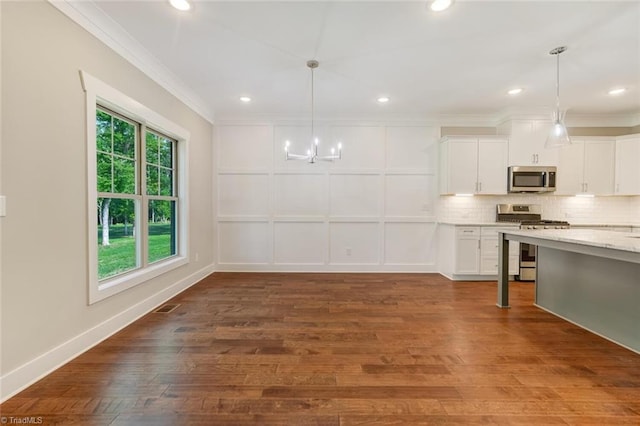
1;272;639;425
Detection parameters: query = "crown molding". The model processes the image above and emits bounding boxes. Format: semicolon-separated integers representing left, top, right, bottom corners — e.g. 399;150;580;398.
494;107;640;128
565;113;640;127
47;0;215;124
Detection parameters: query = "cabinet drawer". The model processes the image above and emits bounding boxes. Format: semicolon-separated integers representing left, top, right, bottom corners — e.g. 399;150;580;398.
456;226;480;237
480;226;518;236
481;256;519;275
481;236;519;257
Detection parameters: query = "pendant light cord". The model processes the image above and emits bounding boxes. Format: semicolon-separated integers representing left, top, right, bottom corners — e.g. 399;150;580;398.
550;46;567;119
311;64;314;146
556;50;560;116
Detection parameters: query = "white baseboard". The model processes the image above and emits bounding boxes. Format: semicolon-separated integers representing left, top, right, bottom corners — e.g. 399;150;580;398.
215;264;438;273
0;263;215;403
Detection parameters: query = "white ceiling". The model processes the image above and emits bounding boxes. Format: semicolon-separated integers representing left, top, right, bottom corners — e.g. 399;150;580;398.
66;1;640;123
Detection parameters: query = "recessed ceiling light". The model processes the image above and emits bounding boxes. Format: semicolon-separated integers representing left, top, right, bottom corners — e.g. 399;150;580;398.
169;0;191;11
239;96;252;103
430;0;453;12
377;96;390;103
507;88;523;96
608;87;626;96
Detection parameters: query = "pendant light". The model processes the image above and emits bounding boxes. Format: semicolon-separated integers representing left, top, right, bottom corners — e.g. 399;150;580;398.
284;60;342;163
545;46;571;148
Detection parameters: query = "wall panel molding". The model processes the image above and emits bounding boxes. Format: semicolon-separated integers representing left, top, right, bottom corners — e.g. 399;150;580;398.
216;123;439;271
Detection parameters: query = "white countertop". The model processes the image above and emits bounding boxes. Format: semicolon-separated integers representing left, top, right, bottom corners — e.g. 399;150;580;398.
438;221;520;227
439;221;640;229
502;228;640;254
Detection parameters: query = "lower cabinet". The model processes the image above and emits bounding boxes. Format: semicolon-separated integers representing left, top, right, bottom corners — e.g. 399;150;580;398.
479;227;519;275
440;224;519;280
454;227;481;274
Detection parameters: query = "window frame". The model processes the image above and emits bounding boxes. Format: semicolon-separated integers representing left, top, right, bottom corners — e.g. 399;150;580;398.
81;71;190;304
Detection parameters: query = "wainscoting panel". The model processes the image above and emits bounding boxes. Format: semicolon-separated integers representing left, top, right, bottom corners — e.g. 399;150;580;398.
216;123;438;272
328;126;386;171
218;173;270;216
218;125;273;171
384;222;437;265
218;221;271;264
329;222;380;265
386;126;438;171
274;222;326;265
329;174;381;217
274;173;327;217
385;174;436;217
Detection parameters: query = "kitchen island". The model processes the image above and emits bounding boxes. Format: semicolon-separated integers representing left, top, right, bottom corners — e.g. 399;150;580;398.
497;228;640;353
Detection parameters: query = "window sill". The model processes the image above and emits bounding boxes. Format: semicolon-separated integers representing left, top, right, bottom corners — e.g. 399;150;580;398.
90;256;188;304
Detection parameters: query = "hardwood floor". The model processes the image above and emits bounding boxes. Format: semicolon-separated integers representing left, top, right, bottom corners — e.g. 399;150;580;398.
1;273;639;425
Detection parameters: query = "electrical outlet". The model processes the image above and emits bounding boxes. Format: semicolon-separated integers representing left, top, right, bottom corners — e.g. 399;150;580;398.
345;247;352;256
0;196;5;217
195;252;199;261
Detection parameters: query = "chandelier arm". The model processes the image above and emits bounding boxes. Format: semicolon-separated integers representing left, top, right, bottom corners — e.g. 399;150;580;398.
286;152;311;160
316;156;340;162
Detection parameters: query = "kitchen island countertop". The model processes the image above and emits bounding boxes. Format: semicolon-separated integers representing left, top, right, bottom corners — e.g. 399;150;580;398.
501;228;640;254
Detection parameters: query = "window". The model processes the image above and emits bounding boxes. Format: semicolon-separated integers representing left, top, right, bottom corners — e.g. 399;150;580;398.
82;71;189;304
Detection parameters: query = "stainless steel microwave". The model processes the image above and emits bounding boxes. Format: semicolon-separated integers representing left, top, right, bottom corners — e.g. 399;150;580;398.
508;166;557;193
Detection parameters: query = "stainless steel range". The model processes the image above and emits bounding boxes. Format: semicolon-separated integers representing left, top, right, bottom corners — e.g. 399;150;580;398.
496;204;570;281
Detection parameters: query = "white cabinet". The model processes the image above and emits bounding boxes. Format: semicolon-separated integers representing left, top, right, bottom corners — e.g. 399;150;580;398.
614;134;640;195
452;226;518;276
440;136;508;195
503;120;559;166
556;138;615;195
480;227;519;275
454;227;481;274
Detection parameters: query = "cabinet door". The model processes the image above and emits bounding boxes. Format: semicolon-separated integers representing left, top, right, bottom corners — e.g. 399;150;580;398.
615;137;640;195
532;120;559;166
583;140;615;195
447;139;478;194
477;139;508;194
507;121;537;165
556;141;585;195
507;120;559;166
455;227;480;274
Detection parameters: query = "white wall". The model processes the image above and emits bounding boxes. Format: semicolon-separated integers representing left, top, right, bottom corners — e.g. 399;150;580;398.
0;1;214;401
216;123;439;271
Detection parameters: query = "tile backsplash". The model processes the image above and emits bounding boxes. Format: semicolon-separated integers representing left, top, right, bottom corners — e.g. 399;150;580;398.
438;194;640;224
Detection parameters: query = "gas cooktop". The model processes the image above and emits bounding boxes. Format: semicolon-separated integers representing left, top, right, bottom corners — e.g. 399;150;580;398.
496;204;570;229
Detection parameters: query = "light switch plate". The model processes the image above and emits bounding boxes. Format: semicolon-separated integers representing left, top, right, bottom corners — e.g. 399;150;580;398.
0;196;6;217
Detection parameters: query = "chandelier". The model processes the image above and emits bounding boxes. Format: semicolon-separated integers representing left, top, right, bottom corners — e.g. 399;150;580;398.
545;46;571;148
284;60;342;163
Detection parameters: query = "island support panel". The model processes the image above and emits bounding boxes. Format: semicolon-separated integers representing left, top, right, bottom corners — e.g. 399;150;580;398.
536;247;640;354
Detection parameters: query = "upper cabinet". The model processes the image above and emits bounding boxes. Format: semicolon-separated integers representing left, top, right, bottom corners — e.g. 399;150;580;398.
501;120;559;166
614;134;640;195
556;138;615;196
439;136;508;195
